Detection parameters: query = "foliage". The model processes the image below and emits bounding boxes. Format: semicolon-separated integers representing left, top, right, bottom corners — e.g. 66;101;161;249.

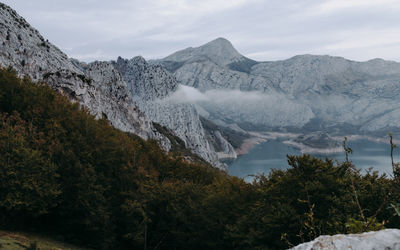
345;217;384;233
0;67;399;249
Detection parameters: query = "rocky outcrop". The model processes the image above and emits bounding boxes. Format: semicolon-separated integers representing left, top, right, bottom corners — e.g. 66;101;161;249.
0;3;170;150
291;229;400;250
212;130;237;159
0;3;239;167
113;57;229;168
113;56;178;102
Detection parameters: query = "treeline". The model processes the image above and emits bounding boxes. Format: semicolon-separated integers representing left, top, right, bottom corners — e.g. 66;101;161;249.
0;67;400;249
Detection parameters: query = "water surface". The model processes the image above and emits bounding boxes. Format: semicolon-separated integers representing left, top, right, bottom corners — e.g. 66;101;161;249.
228;138;396;182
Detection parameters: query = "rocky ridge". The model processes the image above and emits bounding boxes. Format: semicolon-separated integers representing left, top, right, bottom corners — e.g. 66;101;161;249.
155;38;400;137
0;3;170;150
0;3;235;167
113;57;236;168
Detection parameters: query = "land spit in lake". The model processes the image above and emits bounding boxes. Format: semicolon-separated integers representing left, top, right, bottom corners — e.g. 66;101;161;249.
228;132;398;182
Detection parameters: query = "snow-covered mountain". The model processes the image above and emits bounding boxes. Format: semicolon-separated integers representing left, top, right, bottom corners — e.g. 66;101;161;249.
155;38;400;136
0;3;233;168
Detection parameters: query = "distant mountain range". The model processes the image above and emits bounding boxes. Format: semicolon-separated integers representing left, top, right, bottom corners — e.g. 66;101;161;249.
155;37;400;138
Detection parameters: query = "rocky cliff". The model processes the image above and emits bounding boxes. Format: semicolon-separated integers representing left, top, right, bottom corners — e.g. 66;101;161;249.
0;3;241;167
0;3;171;149
113;57;234;168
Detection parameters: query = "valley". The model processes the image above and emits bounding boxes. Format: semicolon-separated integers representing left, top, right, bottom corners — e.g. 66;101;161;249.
153;37;400;174
1;1;400;249
228;135;395;182
3;0;400;171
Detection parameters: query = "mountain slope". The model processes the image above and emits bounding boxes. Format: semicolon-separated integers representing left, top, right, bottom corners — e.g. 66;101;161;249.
156;38;400;136
0;3;171;147
1;66;400;250
0;3;241;167
0;230;88;250
161;37;257;69
113;56;235;168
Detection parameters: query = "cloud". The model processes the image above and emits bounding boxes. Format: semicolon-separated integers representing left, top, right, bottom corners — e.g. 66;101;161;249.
205;89;265;104
165;85;265;104
163;85;314;127
2;0;400;62
166;85;209;103
316;0;398;13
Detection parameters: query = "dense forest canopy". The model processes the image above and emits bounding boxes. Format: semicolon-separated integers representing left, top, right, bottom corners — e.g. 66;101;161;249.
0;67;400;249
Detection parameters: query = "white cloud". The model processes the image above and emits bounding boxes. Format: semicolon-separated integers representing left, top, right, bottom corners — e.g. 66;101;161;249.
163;85;314;127
317;0;398;13
165;85;266;104
322;29;400;51
165;85;285;107
2;0;400;62
166;85;209;103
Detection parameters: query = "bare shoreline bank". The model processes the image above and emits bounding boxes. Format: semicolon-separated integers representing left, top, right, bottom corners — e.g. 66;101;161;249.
236;137;267;155
234;132;393;157
235;131;300;155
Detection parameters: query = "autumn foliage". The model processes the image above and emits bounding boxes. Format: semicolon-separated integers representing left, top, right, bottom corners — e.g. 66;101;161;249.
0;67;399;249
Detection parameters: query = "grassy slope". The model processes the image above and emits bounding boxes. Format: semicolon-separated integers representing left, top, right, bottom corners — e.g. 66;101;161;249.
0;231;89;250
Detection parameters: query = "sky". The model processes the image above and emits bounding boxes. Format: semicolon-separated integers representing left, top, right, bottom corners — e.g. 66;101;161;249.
3;0;400;62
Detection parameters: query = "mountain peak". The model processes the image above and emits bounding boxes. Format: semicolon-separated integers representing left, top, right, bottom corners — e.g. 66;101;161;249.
206;37;233;47
162;37;248;66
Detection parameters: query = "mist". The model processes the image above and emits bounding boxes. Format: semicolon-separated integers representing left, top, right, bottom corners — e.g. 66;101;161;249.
162;85;314;127
164;84;269;106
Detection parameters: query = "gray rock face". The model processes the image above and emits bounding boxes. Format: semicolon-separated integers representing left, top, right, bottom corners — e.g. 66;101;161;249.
212;130;237;159
162;37;253;68
0;4;238;167
0;3;170;150
114;56;178;102
291;229;400;250
156;38;400;136
113;57;228;168
155;39;263;92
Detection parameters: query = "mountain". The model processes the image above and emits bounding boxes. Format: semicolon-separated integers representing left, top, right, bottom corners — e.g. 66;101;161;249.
154;38;260;90
113;56;234;168
161;37;257;71
0;3;170;146
155;38;400;137
0;3;234;167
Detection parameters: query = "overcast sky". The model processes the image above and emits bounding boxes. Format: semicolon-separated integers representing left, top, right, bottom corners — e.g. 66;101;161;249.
3;0;400;62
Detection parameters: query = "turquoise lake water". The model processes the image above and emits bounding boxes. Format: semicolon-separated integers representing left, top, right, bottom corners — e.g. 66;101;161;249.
228;138;397;182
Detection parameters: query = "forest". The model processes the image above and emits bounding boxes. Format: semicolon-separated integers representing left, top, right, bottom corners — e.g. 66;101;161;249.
0;66;400;249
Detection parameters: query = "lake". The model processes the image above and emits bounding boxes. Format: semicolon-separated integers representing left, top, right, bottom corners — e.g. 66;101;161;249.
228;138;397;182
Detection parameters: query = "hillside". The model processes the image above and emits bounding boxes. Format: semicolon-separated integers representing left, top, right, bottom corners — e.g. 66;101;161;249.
0;230;89;250
0;3;160;142
1;67;400;249
155;38;400;137
0;2;235;168
112;56;228;168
